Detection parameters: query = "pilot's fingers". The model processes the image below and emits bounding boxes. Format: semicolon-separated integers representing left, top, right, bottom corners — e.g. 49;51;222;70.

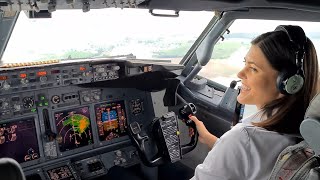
188;115;201;123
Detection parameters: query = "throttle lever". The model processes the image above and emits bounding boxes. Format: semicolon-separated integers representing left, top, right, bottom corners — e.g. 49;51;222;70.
129;122;148;142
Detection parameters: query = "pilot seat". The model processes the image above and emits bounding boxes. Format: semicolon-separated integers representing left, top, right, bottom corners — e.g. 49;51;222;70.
0;158;25;180
269;93;320;180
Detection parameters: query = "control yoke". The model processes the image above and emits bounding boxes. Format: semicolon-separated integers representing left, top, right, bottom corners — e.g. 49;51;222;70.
128;99;198;167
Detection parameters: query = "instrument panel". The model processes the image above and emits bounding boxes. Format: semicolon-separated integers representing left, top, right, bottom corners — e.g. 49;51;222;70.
0;59;184;180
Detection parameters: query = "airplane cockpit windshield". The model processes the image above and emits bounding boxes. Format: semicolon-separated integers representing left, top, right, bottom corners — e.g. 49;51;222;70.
2;9;212;64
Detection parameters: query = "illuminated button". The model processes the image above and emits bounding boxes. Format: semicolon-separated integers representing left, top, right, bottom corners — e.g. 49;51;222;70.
31;108;37;112
40;96;45;100
44;101;49;106
176;131;180;135
38;103;43;107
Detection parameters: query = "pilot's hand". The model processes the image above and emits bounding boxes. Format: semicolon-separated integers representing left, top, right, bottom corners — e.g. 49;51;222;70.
189;115;218;149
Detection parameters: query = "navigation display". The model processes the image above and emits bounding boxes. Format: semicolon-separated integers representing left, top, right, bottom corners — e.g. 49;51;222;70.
46;165;76;180
54;107;93;152
95;101;127;141
0;118;40;163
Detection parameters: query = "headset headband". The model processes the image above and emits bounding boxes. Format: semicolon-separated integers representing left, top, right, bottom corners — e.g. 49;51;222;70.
274;25;307;76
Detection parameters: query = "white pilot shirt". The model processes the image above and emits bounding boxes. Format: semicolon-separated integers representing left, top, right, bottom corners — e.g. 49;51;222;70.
191;111;296;180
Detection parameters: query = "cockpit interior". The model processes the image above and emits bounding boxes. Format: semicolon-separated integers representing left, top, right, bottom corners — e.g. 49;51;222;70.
0;0;320;180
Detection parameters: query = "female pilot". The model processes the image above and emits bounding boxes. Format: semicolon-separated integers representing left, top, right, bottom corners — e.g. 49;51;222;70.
190;25;319;180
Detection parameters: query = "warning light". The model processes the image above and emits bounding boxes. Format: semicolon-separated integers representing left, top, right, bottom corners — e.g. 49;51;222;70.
80;67;86;71
51;70;60;74
0;76;8;80
37;71;47;76
20;73;27;78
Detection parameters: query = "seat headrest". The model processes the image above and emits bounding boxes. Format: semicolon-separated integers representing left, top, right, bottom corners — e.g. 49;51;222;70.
304;93;320;120
300;93;320;155
0;158;25;180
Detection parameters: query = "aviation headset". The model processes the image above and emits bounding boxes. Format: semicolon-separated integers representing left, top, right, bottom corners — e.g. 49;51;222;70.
275;25;307;95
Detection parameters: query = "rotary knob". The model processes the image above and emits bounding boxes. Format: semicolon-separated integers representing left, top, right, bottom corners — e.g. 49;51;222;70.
115;150;122;157
21;78;29;85
112;66;120;71
51;95;60;104
83;96;90;102
93;95;100;100
96;67;105;73
39;76;48;83
13;104;21;111
22;97;34;109
0;100;9;109
2;81;10;90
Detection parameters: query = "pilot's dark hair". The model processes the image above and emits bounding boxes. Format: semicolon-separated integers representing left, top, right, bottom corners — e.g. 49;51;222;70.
250;27;318;134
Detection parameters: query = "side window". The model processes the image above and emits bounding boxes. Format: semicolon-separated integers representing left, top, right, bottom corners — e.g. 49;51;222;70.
198;19;320;117
198;19;320;87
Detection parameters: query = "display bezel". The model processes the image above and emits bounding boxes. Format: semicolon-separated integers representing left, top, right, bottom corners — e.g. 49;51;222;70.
94;100;130;146
0;116;43;167
52;106;95;157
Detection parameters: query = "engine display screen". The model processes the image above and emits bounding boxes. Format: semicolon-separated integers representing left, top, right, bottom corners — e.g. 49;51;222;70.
46;165;76;180
0;118;40;163
95;101;127;141
54;107;93;152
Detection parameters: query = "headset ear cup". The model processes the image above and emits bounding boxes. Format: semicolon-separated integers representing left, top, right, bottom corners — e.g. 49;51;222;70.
277;71;304;95
277;71;289;95
285;74;304;94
